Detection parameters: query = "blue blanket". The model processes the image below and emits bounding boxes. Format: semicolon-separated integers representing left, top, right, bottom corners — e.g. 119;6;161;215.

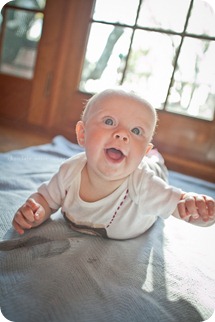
0;136;215;322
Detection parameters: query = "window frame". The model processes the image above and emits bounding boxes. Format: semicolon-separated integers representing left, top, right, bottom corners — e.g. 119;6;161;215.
79;0;215;121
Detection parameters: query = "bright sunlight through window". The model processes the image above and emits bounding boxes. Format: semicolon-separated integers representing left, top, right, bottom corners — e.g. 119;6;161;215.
79;0;215;121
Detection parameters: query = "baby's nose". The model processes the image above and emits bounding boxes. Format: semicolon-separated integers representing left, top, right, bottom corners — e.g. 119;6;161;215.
114;131;129;142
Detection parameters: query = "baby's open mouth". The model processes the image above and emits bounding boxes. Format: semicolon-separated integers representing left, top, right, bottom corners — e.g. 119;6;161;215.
105;148;125;162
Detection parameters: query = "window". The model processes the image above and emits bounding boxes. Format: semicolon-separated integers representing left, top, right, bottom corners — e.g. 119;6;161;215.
79;0;215;121
0;0;46;79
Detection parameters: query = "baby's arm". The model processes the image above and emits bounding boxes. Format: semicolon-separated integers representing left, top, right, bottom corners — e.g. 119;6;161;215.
12;192;54;235
173;192;215;226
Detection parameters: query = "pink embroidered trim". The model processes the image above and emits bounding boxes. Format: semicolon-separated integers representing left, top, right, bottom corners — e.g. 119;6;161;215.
106;189;129;228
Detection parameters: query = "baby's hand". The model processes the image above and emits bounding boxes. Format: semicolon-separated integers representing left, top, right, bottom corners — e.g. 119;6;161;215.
12;198;46;235
177;193;215;223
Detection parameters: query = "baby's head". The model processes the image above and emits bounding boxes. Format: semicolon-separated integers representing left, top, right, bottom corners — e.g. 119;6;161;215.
81;88;157;141
76;88;158;181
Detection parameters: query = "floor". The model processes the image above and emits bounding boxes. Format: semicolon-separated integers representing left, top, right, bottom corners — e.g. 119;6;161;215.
0;124;53;152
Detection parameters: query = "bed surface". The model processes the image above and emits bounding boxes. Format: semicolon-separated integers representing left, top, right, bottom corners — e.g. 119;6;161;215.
0;136;215;322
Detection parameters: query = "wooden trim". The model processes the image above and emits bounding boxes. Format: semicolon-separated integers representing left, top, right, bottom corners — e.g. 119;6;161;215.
45;0;95;129
0;75;32;121
163;152;215;182
153;111;215;182
27;0;66;126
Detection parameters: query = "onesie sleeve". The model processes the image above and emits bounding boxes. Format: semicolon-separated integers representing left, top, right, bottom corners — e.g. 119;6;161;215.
142;174;182;219
37;152;86;210
38;163;67;210
129;162;182;219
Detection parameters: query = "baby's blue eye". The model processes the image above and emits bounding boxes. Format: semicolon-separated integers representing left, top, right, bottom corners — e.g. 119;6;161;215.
132;127;142;136
104;118;114;126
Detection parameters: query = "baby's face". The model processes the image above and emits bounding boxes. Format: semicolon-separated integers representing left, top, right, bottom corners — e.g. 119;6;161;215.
76;94;155;183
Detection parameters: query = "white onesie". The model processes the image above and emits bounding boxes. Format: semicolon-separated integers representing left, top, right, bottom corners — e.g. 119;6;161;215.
38;152;182;239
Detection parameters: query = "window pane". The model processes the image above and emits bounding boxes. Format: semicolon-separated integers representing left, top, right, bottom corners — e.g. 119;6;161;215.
187;0;215;36
137;0;191;32
123;30;180;107
167;38;215;120
80;23;132;93
5;0;46;10
93;0;139;25
0;8;44;79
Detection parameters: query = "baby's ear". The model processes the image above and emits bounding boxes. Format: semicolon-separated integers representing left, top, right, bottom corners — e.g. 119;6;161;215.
76;121;85;147
146;143;153;155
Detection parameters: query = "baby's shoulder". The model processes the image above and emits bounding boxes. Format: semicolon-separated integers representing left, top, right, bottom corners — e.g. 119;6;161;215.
59;152;86;178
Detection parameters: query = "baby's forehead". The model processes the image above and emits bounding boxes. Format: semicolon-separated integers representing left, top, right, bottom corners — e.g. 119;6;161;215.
90;92;152;114
82;90;157;128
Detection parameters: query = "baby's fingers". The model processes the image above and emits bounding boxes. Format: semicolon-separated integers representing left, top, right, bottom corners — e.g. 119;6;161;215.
205;198;215;219
13;210;32;234
178;197;198;220
26;198;42;221
19;204;35;223
178;193;215;225
12;220;25;235
195;196;215;222
12;214;31;235
26;198;40;213
195;196;209;221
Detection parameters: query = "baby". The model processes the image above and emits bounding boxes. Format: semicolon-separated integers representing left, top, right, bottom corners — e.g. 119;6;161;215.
12;89;215;239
